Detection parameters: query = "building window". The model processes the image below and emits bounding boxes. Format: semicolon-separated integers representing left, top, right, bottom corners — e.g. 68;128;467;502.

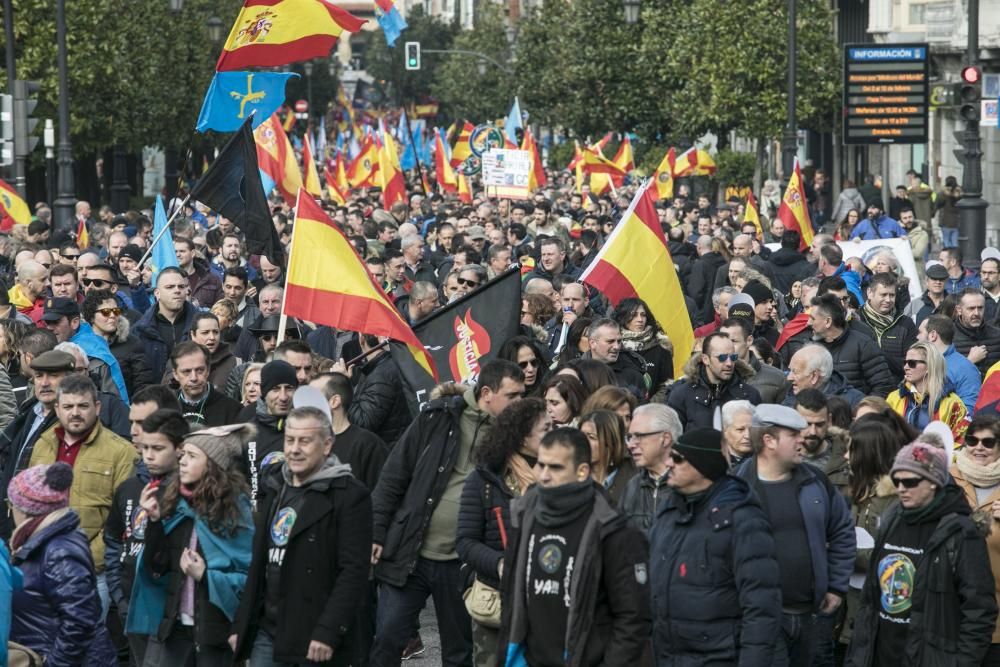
909;1;927;25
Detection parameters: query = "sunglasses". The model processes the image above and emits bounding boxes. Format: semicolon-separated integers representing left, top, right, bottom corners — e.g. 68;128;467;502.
713;353;738;363
966;435;998;449
457;277;480;288
518;358;539;369
97;307;122;318
903;359;927;368
890;476;924;489
82;278;111;287
669;451;687;464
61;254;79;260
260;333;277;342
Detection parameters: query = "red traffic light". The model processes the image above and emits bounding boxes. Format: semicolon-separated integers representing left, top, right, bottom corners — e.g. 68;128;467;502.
961;65;981;84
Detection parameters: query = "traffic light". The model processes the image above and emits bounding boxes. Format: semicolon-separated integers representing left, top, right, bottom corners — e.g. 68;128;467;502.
0;94;12;167
13;80;41;158
959;65;981;123
404;41;421;71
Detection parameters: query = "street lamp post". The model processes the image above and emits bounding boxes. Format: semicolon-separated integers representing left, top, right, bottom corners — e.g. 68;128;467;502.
623;0;640;25
957;0;987;266
781;0;797;180
52;0;75;232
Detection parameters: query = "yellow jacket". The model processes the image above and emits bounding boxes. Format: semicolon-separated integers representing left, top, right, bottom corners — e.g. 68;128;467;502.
7;283;34;309
30;421;136;570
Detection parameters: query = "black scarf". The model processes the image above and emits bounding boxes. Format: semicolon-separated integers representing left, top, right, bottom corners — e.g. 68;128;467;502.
536;480;594;527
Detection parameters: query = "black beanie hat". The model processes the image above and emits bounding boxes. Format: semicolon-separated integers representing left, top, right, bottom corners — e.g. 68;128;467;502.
673;427;728;482
260;360;298;397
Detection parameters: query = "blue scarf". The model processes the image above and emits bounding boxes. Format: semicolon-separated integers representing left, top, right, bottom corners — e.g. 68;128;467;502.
126;495;253;636
71;321;130;404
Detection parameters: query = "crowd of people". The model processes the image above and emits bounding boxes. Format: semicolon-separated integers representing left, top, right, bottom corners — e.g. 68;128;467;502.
0;163;998;667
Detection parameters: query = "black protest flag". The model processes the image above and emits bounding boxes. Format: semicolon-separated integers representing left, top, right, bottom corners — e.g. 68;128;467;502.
390;266;522;412
189;115;284;266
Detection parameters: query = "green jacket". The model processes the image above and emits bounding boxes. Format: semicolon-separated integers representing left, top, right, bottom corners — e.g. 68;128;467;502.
30;421;135;570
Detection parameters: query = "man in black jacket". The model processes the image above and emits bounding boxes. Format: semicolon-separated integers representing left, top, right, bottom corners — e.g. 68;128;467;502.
241;359;298;509
769;230;814;294
855;272;918;384
342;333;412;447
649;427;781;666
619;403;681;531
952;288;1000;376
585;319;649;400
169;341;242;428
809;294;895;396
497;427;651;667
230;407;372;667
370;360;525;667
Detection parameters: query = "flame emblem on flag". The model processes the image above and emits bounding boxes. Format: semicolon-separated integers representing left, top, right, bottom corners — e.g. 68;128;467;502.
449;312;491;383
236;10;275;46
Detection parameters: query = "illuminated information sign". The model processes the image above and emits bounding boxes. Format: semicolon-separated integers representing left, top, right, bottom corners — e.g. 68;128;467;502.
843;43;929;145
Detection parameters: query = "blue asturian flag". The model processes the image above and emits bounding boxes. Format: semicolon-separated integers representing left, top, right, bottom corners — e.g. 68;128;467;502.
196;71;299;133
149;195;178;285
374;0;408;47
505;97;523;145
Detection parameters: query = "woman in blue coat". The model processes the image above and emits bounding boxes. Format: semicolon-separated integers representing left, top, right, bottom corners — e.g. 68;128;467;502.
7;462;116;666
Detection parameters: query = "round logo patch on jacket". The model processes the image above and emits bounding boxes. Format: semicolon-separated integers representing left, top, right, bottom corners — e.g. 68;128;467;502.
270;507;297;547
130;507;149;540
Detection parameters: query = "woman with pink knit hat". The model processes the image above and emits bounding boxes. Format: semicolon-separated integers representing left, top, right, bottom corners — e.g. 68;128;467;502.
8;462;116;665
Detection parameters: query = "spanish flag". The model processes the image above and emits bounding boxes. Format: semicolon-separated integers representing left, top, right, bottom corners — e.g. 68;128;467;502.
611;135;635;173
76;219;90;250
567;140;584;171
302;133;324;198
333;150;349;191
778;158;813;250
434;130;457;193
743;190;764;239
591;136;633;195
284;191;437;381
521;128;546;190
579;147;626;177
449;121;474;168
673;147;717;177
216;0;366;71
0;178;30;232
457;172;472;203
652;147;675;201
378;130;406;210
324;166;347;205
579;180;694;378
255;113;303;206
348;134;378;188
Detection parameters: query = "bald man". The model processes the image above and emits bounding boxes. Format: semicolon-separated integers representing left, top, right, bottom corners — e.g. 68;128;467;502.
7;260;48;323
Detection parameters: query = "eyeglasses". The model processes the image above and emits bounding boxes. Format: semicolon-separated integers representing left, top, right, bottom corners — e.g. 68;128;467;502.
82;278;111;288
97;307;122;318
903;359;927;368
260;333;277;342
713;353;739;363
626;430;664;442
457;277;480;288
62;254;79;261
518;358;539;369
668;451;687;464
890;476;924;489
966;435;998;449
838;296;851;305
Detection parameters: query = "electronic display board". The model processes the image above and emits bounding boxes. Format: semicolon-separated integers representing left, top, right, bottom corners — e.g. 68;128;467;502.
843;43;929;145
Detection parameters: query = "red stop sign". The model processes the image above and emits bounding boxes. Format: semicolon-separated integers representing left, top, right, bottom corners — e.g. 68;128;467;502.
294;99;309;113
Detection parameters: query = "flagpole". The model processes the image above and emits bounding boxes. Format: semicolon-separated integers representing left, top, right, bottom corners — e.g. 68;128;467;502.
276;189;304;347
136;193;191;269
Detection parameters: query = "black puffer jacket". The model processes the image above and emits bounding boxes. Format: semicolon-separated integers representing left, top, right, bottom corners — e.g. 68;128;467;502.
768;247;814;294
855;310;918;384
107;317;153;398
952;320;1000;377
818;328;895;397
347;352;412;447
649;476;781;667
846;487;998;667
666;356;761;432
456;466;513;589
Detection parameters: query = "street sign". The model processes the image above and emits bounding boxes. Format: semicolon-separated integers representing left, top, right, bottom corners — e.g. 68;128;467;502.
294;99;309;113
843;43;929;145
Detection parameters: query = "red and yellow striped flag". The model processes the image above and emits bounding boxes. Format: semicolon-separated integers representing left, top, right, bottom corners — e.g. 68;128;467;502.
673;147;717;177
76;219;90;249
284;191;437;380
347;134;378;188
216;0;366;71
434;131;457;193
652;147;675;201
302;133;323;198
521;128;546;191
324;166;346;205
579;180;694;377
743;190;764;239
449;121;474;168
0;178;31;232
457;172;472;203
777;157;813;250
378;130;406;210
